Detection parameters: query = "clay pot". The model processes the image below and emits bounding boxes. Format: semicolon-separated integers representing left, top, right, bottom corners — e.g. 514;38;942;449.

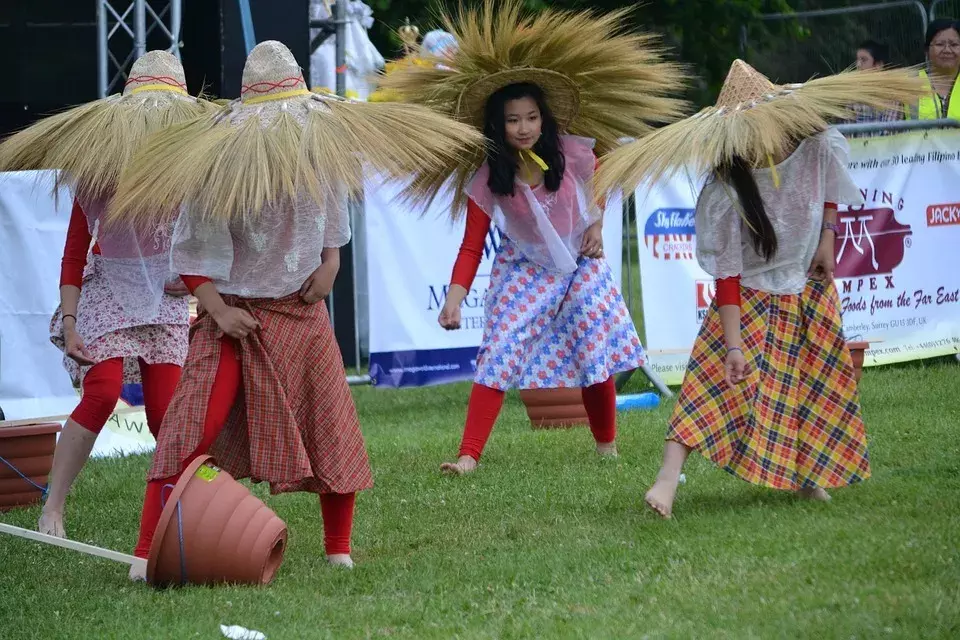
518;387;589;429
847;341;869;383
147;455;288;587
0;423;61;512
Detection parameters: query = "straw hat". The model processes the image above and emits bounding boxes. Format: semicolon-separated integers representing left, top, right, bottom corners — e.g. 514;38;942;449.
595;59;931;194
239;41;309;102
0;50;214;202
374;0;690;215
123;50;190;97
109;40;486;225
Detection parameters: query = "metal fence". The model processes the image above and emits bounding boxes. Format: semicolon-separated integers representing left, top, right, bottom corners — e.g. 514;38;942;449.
931;0;960;19
743;2;928;83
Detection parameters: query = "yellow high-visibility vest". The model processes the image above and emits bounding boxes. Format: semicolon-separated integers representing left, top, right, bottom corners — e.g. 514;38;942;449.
906;69;960;119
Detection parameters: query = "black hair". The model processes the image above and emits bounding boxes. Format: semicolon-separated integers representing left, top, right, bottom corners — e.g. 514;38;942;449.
857;39;889;65
483;82;564;196
925;18;960;48
716;156;778;261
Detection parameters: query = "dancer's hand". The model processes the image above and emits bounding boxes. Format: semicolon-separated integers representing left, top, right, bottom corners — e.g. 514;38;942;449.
300;261;338;304
212;306;260;339
580;221;604;259
438;299;462;330
808;236;836;281
63;326;96;366
164;277;190;297
724;348;749;387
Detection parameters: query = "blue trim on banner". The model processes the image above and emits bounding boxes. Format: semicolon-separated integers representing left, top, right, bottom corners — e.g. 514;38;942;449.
369;347;481;388
237;0;257;55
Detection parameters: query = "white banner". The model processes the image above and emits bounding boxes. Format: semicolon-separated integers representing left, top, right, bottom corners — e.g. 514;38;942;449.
636;130;960;385
0;172;79;421
0;171;156;458
365;178;624;387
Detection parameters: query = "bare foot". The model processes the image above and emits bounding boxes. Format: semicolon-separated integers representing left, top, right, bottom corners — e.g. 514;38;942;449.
38;508;65;538
327;554;354;569
596;442;618;458
644;473;680;519
798;487;831;502
440;455;478;475
128;558;147;582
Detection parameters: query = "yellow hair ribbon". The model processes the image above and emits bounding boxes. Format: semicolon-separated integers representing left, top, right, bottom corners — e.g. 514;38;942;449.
521;149;550;171
720;181;761;236
242;88;311;105
767;154;781;189
128;84;188;96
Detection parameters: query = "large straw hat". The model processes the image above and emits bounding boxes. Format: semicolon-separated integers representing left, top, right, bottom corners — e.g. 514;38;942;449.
109;40;486;225
374;0;689;215
595;59;930;194
0;50;213;202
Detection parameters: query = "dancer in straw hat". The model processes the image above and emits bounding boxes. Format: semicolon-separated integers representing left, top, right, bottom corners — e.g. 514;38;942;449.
108;41;485;576
595;60;928;517
0;51;214;538
375;0;688;474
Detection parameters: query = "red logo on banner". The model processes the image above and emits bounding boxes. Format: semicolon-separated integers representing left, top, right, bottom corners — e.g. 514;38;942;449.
927;203;960;227
695;280;715;322
834;208;912;278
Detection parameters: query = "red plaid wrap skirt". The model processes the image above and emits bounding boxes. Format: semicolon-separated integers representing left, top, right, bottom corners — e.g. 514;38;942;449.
148;293;374;495
668;280;870;491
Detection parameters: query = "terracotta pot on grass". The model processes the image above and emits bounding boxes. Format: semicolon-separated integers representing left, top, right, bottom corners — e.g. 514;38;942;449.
847;341;869;383
518;388;588;429
0;423;61;512
147;455;288;587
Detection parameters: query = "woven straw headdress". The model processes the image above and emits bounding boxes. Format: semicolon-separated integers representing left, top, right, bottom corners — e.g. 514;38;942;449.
595;59;930;194
110;40;486;225
0;51;214;202
374;0;689;215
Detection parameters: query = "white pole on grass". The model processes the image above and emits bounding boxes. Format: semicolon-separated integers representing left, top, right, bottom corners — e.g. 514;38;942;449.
0;523;139;567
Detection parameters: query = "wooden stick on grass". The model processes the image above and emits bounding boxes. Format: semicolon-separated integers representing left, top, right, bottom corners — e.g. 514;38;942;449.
0;523;139;566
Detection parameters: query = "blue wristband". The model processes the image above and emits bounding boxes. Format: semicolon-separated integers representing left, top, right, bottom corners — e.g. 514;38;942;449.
727;347;743;355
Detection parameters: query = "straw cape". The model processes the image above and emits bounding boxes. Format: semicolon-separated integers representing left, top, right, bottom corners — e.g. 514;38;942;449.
0;51;215;201
594;59;930;194
109;40;486;226
373;0;690;215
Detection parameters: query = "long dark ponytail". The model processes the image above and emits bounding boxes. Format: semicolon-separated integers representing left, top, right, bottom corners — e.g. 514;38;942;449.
716;156;778;261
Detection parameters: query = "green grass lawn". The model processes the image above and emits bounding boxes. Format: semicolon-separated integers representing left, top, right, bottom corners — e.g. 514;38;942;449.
1;358;958;639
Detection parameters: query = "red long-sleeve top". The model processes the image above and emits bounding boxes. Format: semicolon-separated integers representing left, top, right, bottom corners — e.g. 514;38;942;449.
60;200;101;287
450;199;491;291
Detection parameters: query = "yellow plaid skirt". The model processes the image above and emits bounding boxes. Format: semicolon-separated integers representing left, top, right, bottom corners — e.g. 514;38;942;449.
669;280;870;490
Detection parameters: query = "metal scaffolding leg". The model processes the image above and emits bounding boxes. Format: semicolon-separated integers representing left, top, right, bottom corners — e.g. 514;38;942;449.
615;194;674;398
96;0;182;97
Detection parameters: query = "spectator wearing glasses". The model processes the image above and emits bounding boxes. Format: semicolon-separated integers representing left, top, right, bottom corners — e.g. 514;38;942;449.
852;40;903;126
908;19;960;120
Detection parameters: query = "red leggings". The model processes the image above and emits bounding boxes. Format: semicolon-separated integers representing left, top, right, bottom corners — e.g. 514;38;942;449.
71;358;181;438
458;377;618;460
133;336;356;558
